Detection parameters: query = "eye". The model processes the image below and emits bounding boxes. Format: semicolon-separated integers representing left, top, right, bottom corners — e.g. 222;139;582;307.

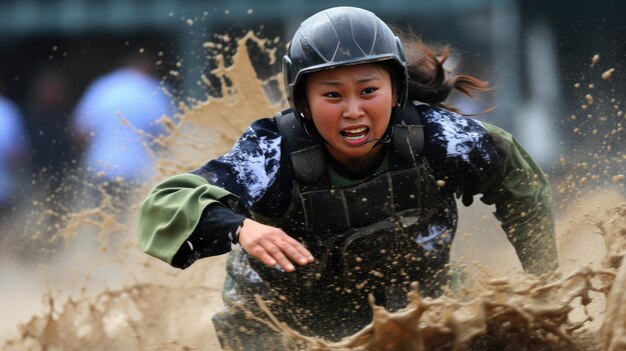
361;87;378;95
323;92;341;98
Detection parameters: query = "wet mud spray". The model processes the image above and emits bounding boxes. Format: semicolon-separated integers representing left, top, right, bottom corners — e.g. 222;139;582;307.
1;31;624;351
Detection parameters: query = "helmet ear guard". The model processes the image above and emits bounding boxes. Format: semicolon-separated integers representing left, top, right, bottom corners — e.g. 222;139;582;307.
282;55;295;110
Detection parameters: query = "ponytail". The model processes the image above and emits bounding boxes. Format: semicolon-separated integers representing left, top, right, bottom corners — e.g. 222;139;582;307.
399;31;491;114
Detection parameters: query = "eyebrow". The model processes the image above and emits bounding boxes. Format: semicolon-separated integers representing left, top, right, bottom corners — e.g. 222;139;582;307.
318;76;381;86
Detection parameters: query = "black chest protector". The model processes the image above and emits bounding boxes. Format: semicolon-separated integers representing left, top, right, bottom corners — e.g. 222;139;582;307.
245;103;457;338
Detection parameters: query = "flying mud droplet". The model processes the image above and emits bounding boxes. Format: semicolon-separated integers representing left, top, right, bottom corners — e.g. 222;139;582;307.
602;68;615;80
591;54;600;67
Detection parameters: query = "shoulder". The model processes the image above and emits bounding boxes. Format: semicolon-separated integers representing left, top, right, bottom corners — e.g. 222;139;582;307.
228;116;281;158
190;114;287;210
419;106;497;157
247;115;281;137
420;105;487;142
192;115;283;181
417;105;507;180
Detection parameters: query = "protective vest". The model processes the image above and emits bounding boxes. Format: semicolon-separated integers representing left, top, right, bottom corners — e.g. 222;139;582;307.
247;102;457;338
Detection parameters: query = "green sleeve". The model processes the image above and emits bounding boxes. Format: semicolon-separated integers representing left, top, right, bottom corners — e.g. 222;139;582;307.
138;173;238;265
479;122;558;274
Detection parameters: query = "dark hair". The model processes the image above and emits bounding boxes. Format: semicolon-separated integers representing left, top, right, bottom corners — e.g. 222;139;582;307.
399;31;491;114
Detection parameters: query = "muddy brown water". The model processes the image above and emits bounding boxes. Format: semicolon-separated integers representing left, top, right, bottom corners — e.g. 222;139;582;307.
0;32;624;351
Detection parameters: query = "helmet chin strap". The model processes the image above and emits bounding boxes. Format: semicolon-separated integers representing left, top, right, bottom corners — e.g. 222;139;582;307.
365;106;399;148
301;113;331;146
364;125;394;148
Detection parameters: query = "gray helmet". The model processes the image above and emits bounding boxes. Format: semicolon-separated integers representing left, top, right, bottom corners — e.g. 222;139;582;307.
283;6;408;118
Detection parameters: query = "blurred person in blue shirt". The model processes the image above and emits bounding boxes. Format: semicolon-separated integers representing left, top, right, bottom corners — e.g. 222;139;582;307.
72;54;173;187
0;93;29;211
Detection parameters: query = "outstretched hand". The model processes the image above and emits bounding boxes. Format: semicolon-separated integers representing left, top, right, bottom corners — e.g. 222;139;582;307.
238;219;314;272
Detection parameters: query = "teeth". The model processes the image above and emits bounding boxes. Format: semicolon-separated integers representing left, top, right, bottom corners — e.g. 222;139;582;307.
344;127;367;134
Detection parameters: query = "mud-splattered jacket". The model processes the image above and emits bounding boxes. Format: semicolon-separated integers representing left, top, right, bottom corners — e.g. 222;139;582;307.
138;103;558;333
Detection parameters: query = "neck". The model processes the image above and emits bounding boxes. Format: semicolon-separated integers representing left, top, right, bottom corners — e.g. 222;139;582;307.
327;144;387;176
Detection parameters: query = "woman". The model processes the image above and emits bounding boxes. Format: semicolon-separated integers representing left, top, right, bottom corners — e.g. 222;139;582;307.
139;6;558;349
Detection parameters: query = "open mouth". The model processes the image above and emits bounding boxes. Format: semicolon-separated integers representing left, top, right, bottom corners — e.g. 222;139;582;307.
340;126;369;141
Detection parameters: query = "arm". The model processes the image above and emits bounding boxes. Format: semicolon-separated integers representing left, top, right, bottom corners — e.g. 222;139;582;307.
138;173;241;266
138;118;313;270
479;122;558;275
138;173;313;271
420;107;558;275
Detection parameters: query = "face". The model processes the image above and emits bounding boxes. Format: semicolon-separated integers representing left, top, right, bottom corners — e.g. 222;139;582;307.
303;63;397;171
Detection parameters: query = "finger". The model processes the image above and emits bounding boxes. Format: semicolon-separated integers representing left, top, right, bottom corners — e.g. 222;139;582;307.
248;245;277;268
277;240;314;266
264;243;295;272
297;244;315;263
282;237;315;263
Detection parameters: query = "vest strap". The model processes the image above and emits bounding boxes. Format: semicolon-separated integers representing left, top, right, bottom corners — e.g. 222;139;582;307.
392;101;425;164
276;112;326;183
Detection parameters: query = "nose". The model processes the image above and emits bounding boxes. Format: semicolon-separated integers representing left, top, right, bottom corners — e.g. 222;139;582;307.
342;97;364;119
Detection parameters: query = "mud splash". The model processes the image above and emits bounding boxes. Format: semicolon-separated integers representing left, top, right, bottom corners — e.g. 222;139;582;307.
251;268;613;351
1;32;624;351
602;203;626;351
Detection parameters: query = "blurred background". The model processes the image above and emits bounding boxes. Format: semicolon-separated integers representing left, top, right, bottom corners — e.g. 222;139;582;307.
0;0;624;347
0;0;624;200
0;0;624;173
